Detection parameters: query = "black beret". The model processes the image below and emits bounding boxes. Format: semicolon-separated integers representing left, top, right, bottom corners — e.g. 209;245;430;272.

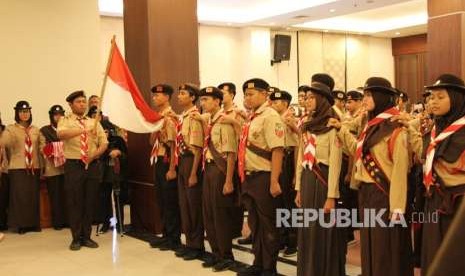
270;90;292;102
311;73;335;91
332;90;346;101
218;82;236;95
49;105;65;115
397;89;409;101
199;86;223;101
66;90;86;103
363;77;398;94
14;100;31;110
151;84;174;95
267;86;280;94
298;85;311;93
179;83;200;97
425;73;465;91
423;89;432;98
308;82;334;105
242;78;270;93
346;90;363;101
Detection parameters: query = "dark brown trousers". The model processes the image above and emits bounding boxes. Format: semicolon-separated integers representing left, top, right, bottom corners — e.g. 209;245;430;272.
241;171;280;271
0;173;9;229
202;161;236;260
359;183;413;276
64;160;101;241
177;154;204;250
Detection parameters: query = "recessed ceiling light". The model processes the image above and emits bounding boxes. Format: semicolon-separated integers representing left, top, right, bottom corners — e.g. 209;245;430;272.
395;31;400;35
329;9;336;12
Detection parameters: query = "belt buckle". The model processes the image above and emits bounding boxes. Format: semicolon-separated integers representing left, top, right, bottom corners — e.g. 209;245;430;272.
206;159;213;164
245;171;252;175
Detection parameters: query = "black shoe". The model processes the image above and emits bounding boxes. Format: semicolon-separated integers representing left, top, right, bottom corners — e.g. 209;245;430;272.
149;236;168;248
174;246;188;257
183;248;203;261
159;240;181;251
18;228;26;235
81;239;99;248
237;235;252;245
31;227;41;232
69;240;81;251
237;265;262;276
213;259;235;272
202;255;218;268
53;226;63;231
282;247;297;257
99;223;110;234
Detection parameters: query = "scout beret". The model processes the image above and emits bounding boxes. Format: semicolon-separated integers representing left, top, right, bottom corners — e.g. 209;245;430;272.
270;90;292;102
309;82;334;105
363;77;398;95
179;83;200;96
242;78;270;93
48;105;65;115
267;86;280;94
298;85;311;93
218;82;236;95
332;90;347;101
311;73;335;91
199;86;223;101
151;84;174;96
425;73;465;91
66;90;86;103
14;100;31;110
397;89;409;101
346;90;363;101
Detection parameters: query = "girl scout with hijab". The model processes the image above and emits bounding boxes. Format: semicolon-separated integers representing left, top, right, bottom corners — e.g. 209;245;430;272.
294;76;345;276
329;77;413;276
0;101;41;234
416;74;465;274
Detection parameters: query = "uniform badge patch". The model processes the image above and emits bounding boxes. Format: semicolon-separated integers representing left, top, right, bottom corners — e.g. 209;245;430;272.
275;124;284;138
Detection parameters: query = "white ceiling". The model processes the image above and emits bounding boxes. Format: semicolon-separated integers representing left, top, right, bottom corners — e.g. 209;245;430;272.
98;0;428;37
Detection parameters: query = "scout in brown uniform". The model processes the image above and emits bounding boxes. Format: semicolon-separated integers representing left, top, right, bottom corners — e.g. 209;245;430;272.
0;101;41;234
237;78;284;276
269;90;299;257
148;84;181;251
416;74;465;274
294;81;345;276
330;77;413;276
0;115;9;231
57;91;108;251
174;83;205;260
39;105;67;230
198;86;238;271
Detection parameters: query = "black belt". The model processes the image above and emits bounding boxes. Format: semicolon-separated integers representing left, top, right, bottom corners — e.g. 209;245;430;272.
245;170;268;176
66;159;99;165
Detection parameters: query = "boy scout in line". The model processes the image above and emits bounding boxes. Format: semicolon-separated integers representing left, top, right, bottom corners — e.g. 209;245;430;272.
199;86;238;272
174;84;206;261
39;105;67;230
57;90;108;251
237;78;284;276
269;90;299;257
149;84;182;251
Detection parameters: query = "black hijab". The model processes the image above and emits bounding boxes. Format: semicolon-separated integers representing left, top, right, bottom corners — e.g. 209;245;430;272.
303;93;339;135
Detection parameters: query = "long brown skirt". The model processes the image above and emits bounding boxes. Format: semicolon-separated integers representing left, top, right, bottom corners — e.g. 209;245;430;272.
8;169;40;229
421;189;463;275
358;183;413;276
297;167;345;276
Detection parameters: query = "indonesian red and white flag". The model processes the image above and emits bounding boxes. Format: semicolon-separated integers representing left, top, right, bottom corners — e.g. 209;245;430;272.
102;42;163;133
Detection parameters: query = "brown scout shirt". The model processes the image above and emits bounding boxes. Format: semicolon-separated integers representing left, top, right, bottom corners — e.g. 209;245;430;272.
154;106;177;157
180;106;204;150
0;124;41;170
337;125;410;214
205;109;237;160
245;102;285;172
295;129;342;199
57;114;108;160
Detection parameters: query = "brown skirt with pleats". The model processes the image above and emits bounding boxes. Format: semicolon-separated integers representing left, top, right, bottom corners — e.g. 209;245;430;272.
8;169;40;229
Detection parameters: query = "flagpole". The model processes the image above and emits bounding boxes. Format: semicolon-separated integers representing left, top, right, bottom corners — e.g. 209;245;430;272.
94;35;116;129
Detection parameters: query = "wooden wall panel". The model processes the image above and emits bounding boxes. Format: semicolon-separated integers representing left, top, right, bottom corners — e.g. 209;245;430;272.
392;34;427;56
428;0;465;18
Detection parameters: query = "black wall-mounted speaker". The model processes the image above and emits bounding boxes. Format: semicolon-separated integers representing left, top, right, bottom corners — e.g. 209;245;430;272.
273;34;291;61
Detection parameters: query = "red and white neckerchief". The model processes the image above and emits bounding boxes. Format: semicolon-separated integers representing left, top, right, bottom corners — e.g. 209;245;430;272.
77;118;88;164
19;124;34;173
354;107;400;162
149;132;161;166
238;112;257;183
51;141;65;167
302;132;317;169
174;107;198;165
202;112;224;170
297;112;308;130
423;116;465;190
